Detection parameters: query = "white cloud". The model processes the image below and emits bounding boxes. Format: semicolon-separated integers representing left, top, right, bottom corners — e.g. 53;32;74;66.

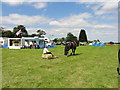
1;1;47;9
49;12;116;29
92;24;116;29
46;27;80;38
87;29;118;42
1;13;52;25
78;2;118;15
1;0;25;6
33;3;47;9
102;2;118;10
0;25;14;31
49;13;92;28
26;27;39;34
2;0;119;5
93;2;118;15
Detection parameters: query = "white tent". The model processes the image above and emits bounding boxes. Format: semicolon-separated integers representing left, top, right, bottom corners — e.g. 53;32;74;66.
7;36;51;49
8;38;22;49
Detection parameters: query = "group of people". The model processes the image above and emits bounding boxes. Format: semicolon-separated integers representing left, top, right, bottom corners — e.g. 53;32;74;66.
29;41;38;49
24;40;38;49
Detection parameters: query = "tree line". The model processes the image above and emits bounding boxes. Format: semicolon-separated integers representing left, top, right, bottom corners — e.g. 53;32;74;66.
1;25;89;43
0;25;46;38
53;29;88;43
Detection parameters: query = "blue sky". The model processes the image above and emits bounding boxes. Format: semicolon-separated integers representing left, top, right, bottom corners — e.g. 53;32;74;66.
1;1;118;42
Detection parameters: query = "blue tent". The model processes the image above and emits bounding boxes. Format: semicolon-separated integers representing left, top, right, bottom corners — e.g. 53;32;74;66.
101;43;105;47
96;42;100;47
2;44;8;48
92;42;95;47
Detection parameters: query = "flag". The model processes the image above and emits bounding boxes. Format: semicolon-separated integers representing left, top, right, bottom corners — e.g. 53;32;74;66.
16;30;22;36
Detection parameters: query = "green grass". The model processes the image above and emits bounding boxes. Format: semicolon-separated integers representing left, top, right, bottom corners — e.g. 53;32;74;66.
2;45;118;88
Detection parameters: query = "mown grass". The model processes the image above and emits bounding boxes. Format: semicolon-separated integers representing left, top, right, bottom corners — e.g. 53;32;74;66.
2;45;118;88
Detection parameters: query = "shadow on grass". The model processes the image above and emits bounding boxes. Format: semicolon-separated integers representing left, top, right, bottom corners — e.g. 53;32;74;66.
67;53;82;57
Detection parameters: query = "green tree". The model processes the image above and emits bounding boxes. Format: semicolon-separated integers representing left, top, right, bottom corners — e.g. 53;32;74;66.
53;38;58;43
97;39;100;42
13;25;28;37
79;29;88;42
108;41;114;44
37;29;46;37
0;27;4;31
28;34;37;37
2;30;14;38
66;32;77;42
94;40;97;42
13;27;18;35
0;27;4;37
58;37;66;43
61;37;65;42
88;40;93;43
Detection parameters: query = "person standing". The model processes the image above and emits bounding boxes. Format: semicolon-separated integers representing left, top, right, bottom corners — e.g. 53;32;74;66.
30;41;33;49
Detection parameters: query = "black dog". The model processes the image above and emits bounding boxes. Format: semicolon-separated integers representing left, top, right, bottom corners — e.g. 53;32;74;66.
64;40;79;56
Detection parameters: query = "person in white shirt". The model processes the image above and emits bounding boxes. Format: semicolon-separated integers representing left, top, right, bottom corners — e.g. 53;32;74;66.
43;46;53;55
30;41;33;49
29;41;32;44
42;46;59;59
25;41;28;46
24;41;29;48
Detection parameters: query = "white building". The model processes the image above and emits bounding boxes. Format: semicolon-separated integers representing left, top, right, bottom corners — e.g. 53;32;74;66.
8;38;22;49
8;37;50;49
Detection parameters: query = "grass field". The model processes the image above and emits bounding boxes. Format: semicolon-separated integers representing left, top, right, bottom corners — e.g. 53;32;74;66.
2;45;119;88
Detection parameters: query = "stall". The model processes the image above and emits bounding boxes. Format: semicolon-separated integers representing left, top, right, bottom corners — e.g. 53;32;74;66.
8;38;22;49
22;37;45;49
7;36;55;49
7;37;51;49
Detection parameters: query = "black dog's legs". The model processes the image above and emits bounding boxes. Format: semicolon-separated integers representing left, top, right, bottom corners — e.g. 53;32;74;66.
70;53;72;55
117;67;120;75
72;49;75;55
